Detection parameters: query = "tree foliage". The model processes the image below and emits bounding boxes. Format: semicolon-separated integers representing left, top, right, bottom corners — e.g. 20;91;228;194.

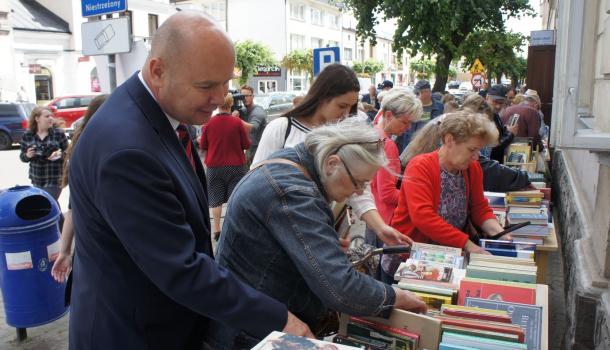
352;59;385;77
343;0;533;91
460;30;526;84
234;40;277;85
410;58;457;80
281;49;313;81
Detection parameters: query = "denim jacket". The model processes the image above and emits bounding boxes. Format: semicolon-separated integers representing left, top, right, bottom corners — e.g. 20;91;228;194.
203;143;396;349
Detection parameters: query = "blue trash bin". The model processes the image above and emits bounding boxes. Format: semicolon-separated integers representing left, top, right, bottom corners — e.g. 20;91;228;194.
0;185;67;328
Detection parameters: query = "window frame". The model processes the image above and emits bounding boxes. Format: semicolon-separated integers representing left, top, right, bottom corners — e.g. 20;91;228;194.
551;0;610;151
290;3;305;21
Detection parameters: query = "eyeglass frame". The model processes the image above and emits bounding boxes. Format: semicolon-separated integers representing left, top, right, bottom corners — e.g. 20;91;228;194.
331;138;385;191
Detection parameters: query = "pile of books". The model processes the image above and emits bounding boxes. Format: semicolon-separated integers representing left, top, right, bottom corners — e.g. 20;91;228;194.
452;254;544;350
465;250;537;283
506;190;550;245
393;243;466;311
438;304;527;349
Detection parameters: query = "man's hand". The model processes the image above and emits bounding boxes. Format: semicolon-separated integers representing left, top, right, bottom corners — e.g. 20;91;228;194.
282;311;314;338
51;253;72;283
392;287;427;314
376;224;413;246
507;124;519;135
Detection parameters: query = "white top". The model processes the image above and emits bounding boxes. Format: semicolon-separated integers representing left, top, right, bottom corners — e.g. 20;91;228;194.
251;116;376;219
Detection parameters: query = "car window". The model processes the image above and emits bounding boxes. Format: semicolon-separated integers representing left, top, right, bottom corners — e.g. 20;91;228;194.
56;98;78;109
79;96;94;107
0;104;18;117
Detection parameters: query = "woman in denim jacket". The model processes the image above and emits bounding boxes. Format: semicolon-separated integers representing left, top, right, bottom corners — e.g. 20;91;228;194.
203;121;426;349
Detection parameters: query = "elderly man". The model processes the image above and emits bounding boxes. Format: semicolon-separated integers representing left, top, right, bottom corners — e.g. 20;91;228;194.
361;85;380;110
68;12;311;350
486;84;518;163
501;95;544;151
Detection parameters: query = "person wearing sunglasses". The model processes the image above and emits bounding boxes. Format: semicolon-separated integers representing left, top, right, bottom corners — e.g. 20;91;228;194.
203;120;427;349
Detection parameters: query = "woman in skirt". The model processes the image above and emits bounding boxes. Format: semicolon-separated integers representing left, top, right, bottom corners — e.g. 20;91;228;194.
200;93;251;240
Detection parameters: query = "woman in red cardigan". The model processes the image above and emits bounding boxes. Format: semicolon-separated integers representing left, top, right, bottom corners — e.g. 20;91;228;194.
391;111;509;255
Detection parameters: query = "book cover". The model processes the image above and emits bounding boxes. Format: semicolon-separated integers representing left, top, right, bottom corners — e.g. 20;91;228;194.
413;292;453;310
484;247;535;259
441;324;520;343
465;266;537;284
333;334;382;349
395;259;454;283
457;279;536;305
479;239;537;252
484;191;506;207
252;331;361;349
441;331;527;349
436;318;525;343
346;322;415;349
511;224;550;236
410;243;464;268
468;254;535;266
350;316;419;346
440;307;512;323
465;297;543;350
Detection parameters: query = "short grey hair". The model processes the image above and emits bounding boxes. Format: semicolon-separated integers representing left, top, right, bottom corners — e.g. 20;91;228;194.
380;89;423;122
304;119;387;181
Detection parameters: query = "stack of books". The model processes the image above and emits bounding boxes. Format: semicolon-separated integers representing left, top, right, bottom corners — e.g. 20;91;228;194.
335;316;420;349
465;249;537;283
506;190;551;245
484;191;507;226
394;243;466;310
479;239;536;259
437;304;527;349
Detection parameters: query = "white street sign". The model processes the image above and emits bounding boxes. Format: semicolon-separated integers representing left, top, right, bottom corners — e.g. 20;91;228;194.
82;17;131;56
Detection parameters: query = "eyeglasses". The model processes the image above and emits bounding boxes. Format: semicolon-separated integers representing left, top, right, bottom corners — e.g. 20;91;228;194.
340;157;369;190
242;94;253;97
331;139;385;156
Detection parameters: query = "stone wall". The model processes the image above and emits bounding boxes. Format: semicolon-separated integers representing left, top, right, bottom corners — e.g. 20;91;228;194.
553;150;610;349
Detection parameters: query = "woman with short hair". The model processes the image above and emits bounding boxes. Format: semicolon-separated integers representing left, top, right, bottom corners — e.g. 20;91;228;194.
204;120;426;349
392;111;508;256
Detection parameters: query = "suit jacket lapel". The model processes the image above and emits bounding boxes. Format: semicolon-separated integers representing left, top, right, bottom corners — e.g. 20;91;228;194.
124;73;209;216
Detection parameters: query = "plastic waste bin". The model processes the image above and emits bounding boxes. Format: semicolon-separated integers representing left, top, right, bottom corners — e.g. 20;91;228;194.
0;185;67;328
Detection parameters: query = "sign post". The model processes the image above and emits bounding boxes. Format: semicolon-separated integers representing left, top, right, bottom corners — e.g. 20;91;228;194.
313;47;340;77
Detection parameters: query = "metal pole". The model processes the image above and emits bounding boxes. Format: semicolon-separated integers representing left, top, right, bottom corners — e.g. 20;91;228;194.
108;54;117;92
16;327;27;342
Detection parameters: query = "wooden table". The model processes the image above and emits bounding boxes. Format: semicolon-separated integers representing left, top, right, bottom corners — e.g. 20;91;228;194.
537;284;549;350
535;224;558;283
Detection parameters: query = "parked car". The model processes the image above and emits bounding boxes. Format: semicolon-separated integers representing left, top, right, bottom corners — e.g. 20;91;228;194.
0;101;36;150
253;91;299;121
46;94;98;129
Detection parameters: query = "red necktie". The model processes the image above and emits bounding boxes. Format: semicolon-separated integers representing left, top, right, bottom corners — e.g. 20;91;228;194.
176;124;196;170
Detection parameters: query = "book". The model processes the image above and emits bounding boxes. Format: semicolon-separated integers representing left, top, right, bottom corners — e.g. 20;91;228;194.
511;224;550;236
465;265;537;284
410;242;464;268
440;305;512;323
439;343;474;350
479;239;537;251
484;247;536;259
333;334;380;348
413;292;453;310
346;318;417;349
435;317;525;343
484;191;507;207
493;208;507;227
468;254;535;266
511;236;544;245
465;297;543;350
467;260;538;273
441;331;527;349
441;324;521;343
507;190;544;198
457;278;536;305
395;259;454;283
507;211;548;225
395;281;456;297
252;331;360;349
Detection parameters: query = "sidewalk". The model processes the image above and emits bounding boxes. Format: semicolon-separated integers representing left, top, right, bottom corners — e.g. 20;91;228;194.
0;214;567;349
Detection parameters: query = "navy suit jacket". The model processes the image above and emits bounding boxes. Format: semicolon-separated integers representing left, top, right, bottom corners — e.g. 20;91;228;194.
68;73;287;349
361;93;380;110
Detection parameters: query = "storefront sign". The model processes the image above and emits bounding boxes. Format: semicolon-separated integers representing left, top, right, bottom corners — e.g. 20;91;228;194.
255;65;281;77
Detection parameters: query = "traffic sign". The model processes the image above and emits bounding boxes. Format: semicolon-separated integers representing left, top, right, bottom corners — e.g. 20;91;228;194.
82;17;131;56
82;0;127;18
470;58;485;74
313;47;340;76
471;73;486;89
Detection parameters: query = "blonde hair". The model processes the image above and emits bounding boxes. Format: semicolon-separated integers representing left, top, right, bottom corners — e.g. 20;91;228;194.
380;90;423;122
512;94;525;105
401;111;498;167
219;93;234;112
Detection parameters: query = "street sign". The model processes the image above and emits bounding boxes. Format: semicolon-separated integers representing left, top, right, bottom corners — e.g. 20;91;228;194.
530;30;556;46
82;17;131;56
82;0;127;17
471;73;486;89
470;58;485;74
313;47;340;76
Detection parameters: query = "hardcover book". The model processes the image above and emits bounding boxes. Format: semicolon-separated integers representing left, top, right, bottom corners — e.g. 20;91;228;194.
457;278;536;305
465;297;543;350
396;259;454;283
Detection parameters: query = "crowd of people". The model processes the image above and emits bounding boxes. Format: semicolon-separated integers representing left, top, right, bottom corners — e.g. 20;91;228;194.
13;11;550;350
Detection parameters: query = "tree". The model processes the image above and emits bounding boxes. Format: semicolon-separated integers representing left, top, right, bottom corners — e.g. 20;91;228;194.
352;59;385;78
506;56;527;87
343;0;533;92
281;49;313;82
409;58;435;80
234;40;277;85
460;30;526;84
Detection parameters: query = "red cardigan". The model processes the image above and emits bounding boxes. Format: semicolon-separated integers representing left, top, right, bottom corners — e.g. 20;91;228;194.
391;151;496;248
370;128;400;224
200;113;250;167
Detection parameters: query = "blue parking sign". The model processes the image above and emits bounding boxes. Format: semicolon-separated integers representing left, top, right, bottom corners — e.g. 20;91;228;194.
82;0;127;18
313;47;341;76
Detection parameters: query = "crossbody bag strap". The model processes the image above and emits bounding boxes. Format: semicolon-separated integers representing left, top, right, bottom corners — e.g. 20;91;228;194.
251;158;311;180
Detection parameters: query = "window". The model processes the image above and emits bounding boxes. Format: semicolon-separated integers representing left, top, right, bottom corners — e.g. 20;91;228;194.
328;40;339;48
148;14;158;37
258;80;278;94
290;3;305;20
328;14;340;29
289;75;306;91
311;37;324;48
290;34;305;50
79;96;94;107
0;104;18;117
203;1;226;21
357;48;364;60
56;98;78;109
310;8;323;26
344;48;353;61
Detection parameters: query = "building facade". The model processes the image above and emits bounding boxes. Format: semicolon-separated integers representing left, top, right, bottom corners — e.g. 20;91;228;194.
543;0;610;348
